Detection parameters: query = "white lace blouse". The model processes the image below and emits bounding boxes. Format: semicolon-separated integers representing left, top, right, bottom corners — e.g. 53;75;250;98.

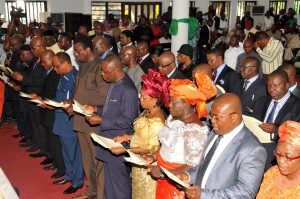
158;115;209;167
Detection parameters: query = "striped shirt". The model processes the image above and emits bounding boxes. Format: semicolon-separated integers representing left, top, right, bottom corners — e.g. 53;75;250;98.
263;91;290;123
256;37;283;74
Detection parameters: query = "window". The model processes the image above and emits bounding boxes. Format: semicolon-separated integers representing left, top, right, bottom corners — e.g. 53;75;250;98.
269;1;287;15
91;2;161;24
210;1;230;17
237;1;257;17
294;0;300;14
5;1;47;25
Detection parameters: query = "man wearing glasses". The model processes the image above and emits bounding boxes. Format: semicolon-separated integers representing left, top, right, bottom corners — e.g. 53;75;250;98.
157;51;186;79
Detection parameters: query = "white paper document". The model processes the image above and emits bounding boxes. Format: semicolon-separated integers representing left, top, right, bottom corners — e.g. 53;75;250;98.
29;99;43;105
216;85;226;94
124;150;147;166
19;92;32;99
242;115;272;143
44;99;69;108
0;168;19;199
0;75;13;87
160;167;190;188
90;133;123;149
73;100;92;116
5;67;14;74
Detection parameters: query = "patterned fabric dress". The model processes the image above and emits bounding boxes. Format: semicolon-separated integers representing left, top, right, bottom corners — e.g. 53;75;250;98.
256;166;300;199
130;111;165;199
156;115;209;199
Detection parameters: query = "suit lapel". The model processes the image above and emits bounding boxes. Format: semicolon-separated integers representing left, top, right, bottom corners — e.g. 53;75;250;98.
274;95;294;124
206;128;246;184
215;65;227;84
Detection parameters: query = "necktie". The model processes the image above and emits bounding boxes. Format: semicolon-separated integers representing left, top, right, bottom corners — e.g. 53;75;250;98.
212;69;217;81
194;135;223;186
138;57;143;65
266;101;278;123
33;58;40;70
243;80;250;91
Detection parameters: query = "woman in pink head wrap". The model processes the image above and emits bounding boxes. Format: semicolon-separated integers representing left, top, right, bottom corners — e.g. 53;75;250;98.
113;69;170;199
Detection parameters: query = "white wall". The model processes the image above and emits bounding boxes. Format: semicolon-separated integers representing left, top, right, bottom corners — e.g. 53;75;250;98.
0;0;6;17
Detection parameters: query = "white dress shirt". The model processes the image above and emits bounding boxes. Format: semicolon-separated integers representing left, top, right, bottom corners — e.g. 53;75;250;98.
224;45;244;70
65;47;79;70
201;122;244;188
244;75;259;91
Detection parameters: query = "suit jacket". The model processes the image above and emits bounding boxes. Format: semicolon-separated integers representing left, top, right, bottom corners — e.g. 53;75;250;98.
96;74;139;164
215;65;240;93
139;55;155;74
39;69;60;128
198;25;210;48
253;94;300;138
169;68;186;79
90;33;118;56
292;85;300;98
214;16;220;29
189;126;266;199
73;55;109;134
232;77;267;116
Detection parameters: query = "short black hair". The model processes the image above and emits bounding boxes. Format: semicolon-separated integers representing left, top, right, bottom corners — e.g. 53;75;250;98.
207;48;225;60
74;35;93;51
55;52;71;64
255;31;270;41
269;69;289;83
121;30;133;41
59;32;72;43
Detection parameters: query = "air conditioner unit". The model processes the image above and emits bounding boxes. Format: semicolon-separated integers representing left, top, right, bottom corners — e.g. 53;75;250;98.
252;6;265;16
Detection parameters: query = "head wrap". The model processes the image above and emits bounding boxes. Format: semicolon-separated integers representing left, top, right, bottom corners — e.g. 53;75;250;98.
141;69;170;108
169;73;217;118
279;120;300;150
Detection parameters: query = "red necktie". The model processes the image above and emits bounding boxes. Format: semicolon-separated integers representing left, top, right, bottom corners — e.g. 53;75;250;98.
138;57;143;65
212;69;217;81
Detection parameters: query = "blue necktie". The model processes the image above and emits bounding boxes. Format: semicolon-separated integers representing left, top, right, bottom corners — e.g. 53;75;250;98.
266;101;278;123
194;135;223;186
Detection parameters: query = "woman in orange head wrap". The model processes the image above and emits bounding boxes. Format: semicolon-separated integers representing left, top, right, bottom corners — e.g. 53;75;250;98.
148;74;216;199
257;120;300;199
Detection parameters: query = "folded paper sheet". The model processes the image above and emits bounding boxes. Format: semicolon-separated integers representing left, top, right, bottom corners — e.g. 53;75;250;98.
160;166;190;188
243;115;272;143
90;133;123;149
73;100;92;116
44;99;69;108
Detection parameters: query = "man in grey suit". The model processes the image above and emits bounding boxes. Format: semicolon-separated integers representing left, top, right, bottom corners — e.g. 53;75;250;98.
278;63;300;98
182;93;267;199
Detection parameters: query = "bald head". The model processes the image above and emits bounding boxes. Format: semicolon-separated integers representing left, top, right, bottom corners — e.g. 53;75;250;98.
157;51;176;75
211;93;243;135
41;50;55;70
123;46;137;57
30;36;46;57
93;36;111;56
31;36;46;46
192;63;213;80
101;54;124;83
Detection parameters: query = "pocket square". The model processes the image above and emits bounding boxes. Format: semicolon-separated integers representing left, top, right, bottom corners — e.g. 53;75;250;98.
219;79;225;85
109;99;118;102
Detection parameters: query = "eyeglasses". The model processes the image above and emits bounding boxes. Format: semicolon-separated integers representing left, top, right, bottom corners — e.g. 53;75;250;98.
209;112;237;121
239;65;256;69
137;47;145;52
30;45;43;50
273;150;300;162
158;62;174;68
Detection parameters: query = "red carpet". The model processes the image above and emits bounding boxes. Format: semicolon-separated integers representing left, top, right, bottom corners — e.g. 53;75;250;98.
0;124;85;199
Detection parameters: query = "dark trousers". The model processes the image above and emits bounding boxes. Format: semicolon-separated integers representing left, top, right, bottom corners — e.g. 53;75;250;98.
103;162;131;199
47;129;65;174
60;135;84;187
12;98;27;135
28;106;43;150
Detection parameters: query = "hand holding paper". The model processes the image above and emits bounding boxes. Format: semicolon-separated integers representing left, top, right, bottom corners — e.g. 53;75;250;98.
44;99;69;108
90;133;123;149
160;167;190;188
124;150;147;166
73;100;92;116
19;92;32;99
242;115;272;143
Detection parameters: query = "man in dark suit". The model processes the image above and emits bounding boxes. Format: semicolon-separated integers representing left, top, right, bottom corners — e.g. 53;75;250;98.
253;70;300;169
93;36;115;60
275;9;289;29
136;41;156;74
30;50;65;178
157;51;186;79
232;57;267;116
133;16;154;45
183;94;266;199
198;19;213;63
207;48;240;93
12;36;47;154
86;54;139;199
278;63;300;98
241;11;254;30
90;21;118;55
